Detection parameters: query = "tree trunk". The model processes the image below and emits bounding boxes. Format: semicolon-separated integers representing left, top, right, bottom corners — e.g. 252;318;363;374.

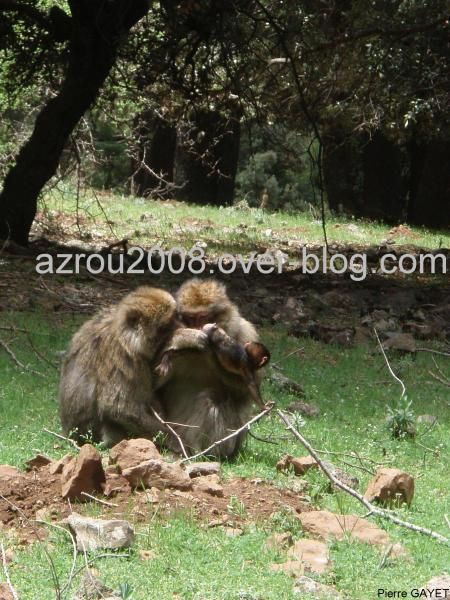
408;139;450;227
0;0;149;245
174;109;241;206
322;128;364;214
362;132;407;222
132;112;177;197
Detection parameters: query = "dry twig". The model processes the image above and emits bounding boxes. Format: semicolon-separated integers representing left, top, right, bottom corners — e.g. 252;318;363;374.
35;520;78;596
80;492;118;507
181;403;274;462
0;338;46;377
150;407;189;459
1;543;18;600
43;428;80;451
277;410;450;545
374;328;406;398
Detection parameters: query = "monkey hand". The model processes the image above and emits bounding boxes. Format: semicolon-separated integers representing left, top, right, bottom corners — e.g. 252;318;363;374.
165;327;209;352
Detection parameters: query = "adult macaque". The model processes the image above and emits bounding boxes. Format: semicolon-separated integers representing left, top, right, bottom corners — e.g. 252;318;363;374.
176;278;258;344
155;325;270;458
59;287;177;447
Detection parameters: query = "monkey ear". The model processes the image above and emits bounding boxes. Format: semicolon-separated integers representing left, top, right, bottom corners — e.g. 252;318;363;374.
245;342;270;369
124;307;141;329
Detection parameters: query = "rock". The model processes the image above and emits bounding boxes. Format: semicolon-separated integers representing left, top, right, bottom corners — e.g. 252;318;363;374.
382;333;416;353
421;575;450;599
272;297;305;324
64;513;134;551
417;414;437;425
191;474;224;497
108;439;160;472
61;444;106;501
0;583;18;600
286;401;321;418
122;459;192;490
73;569;121;599
270;370;305;396
287;539;330;573
266;532;293;551
322;461;359;490
224;527;243;538
102;473;131;497
276;455;318;476
364;467;414;506
48;454;73;475
0;465;22;481
298;510;390;546
25;454;52;471
35;506;60;522
185;462;221;478
139;549;156;561
294;575;342;598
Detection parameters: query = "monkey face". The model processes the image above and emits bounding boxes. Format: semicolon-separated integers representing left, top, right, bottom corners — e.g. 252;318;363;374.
179;310;220;329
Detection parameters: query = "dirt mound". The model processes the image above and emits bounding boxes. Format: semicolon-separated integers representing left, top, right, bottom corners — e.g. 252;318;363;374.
0;465;310;535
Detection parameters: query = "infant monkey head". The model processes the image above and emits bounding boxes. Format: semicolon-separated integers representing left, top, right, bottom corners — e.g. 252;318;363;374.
203;323;270;407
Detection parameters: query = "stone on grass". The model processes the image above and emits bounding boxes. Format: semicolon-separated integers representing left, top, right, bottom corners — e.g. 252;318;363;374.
298;510;390;546
421;575;450;599
286;401;321;418
364;467;414;506
48;454;73;475
25;454;52;471
65;513;134;551
0;583;18;600
122;459;192;490
322;461;359;490
287;539;330;574
294;576;342;598
108;439;160;472
266;532;293;551
382;333;416;353
191;474;224;497
61;444;105;501
102;473;131;497
276;455;318;476
185;462;221;478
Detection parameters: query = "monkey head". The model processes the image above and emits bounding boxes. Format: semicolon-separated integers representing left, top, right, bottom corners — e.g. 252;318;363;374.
176;278;237;330
244;341;270;370
117;287;177;358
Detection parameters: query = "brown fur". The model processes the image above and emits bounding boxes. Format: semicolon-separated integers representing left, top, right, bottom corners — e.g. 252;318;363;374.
176;278;258;344
58;287;176;447
154;326;270;458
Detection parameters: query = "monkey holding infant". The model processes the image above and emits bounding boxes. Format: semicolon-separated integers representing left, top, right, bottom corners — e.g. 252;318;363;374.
58;278;270;457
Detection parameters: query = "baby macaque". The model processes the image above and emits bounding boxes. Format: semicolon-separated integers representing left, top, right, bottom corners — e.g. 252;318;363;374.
58;286;177;446
202;323;270;408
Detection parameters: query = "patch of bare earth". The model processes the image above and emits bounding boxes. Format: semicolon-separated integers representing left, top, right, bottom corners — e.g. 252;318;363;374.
0;466;310;538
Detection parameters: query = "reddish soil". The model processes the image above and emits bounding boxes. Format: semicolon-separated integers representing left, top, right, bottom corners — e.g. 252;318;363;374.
0;464;310;539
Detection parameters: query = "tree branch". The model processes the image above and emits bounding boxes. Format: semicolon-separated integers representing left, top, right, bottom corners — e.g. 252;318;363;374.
277;409;450;545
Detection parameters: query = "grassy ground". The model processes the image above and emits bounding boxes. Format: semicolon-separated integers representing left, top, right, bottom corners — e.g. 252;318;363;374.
38;187;450;254
1;310;449;599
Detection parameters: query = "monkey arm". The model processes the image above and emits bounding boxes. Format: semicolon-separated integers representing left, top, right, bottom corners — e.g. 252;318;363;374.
154;327;209;380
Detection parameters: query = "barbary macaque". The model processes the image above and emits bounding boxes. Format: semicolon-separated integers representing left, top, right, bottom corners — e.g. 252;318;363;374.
58;286;177;447
203;323;270;408
154;325;270;458
176;278;258;344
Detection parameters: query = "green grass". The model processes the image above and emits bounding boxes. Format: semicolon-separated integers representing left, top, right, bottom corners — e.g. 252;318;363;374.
1;312;449;599
39;186;450;254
